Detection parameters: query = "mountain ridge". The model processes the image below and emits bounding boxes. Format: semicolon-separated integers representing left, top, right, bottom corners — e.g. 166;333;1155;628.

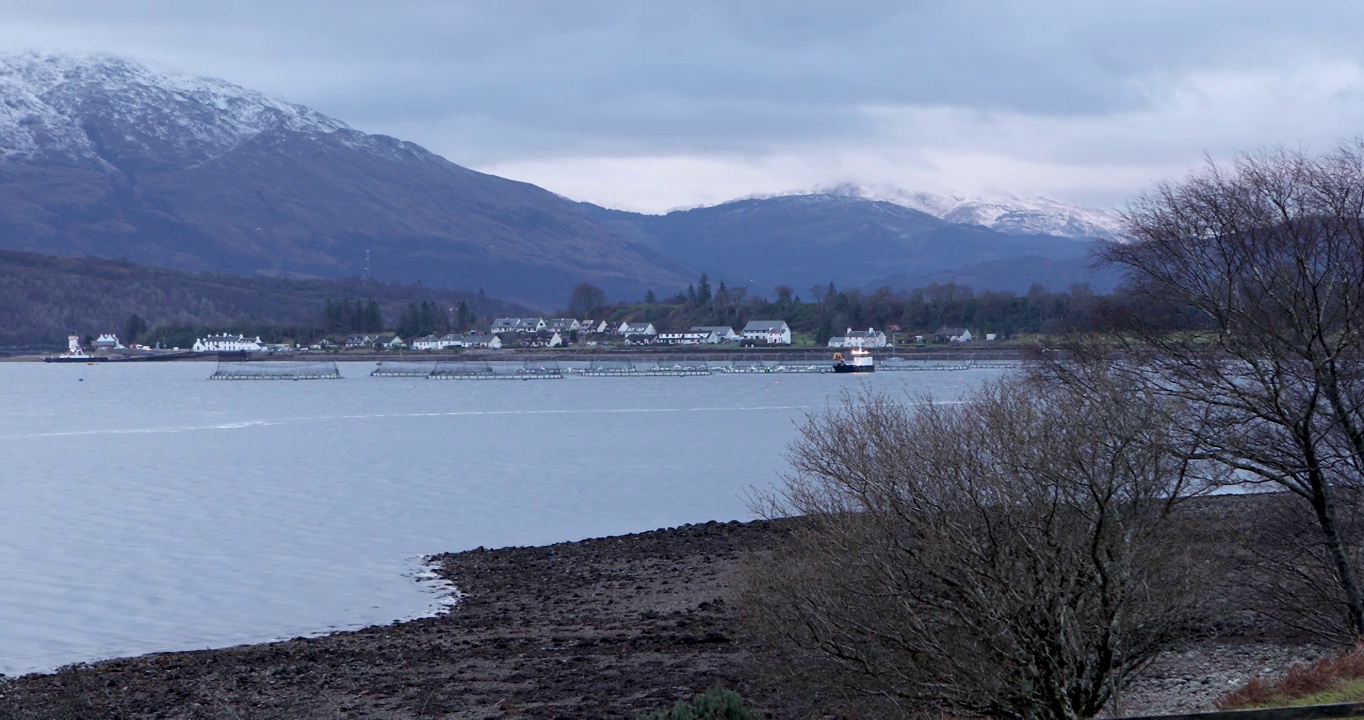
0;52;691;308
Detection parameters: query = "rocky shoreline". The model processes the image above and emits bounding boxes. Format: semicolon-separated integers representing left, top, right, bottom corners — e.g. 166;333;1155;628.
0;514;1325;719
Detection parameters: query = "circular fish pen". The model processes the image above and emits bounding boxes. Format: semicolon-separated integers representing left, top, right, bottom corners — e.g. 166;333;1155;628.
371;361;438;377
209;360;341;380
429;359;562;379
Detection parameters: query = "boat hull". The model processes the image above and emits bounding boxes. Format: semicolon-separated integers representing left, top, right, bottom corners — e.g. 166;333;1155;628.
832;363;874;373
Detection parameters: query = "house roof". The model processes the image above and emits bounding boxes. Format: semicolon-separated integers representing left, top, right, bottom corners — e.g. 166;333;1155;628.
622;322;654;332
690;326;734;334
743;320;789;332
934;327;969;336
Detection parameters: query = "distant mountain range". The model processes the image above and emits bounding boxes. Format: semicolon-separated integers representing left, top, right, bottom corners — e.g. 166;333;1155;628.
0;52;690;308
0;52;1122;310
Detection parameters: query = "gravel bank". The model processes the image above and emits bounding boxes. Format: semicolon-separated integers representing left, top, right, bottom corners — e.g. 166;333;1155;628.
0;514;1323;718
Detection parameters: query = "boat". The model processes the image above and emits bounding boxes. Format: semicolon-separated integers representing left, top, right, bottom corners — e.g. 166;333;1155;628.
832;348;875;373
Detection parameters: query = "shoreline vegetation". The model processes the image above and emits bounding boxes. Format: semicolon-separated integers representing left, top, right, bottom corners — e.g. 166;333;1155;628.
0;497;1326;719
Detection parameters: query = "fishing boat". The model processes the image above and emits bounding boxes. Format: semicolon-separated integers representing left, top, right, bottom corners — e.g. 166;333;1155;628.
832;348;875;373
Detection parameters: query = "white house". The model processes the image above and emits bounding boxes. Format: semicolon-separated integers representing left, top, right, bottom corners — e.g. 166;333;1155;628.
344;334;374;349
617;321;657;337
578;319;609;334
491;317;546;334
194;334;264;352
374;334;406;349
410;334;443;351
658;331;714;345
742;320;792;345
934;327;974;343
92;333;123;350
463;334;503;349
689;326;739;343
437;333;465;348
546;318;580;334
829;328;888;348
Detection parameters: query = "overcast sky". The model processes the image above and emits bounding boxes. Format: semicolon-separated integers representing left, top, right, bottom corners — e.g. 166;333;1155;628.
4;0;1364;212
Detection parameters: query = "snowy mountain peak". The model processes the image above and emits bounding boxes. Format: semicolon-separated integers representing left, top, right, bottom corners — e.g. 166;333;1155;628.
812;183;1130;240
0;52;351;168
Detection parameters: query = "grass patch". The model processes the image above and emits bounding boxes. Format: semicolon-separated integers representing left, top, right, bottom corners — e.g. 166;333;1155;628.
1219;644;1364;709
637;686;760;720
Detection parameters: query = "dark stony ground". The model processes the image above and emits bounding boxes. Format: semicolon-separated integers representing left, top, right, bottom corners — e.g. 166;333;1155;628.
0;509;1328;719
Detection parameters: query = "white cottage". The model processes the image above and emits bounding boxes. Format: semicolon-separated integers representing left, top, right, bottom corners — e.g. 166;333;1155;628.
410;335;443;351
689;326;738;343
741;320;792;345
829;328;888;348
92;333;123;350
194;334;264;352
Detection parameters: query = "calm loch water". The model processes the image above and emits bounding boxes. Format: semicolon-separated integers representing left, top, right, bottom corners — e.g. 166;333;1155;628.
0;361;1003;675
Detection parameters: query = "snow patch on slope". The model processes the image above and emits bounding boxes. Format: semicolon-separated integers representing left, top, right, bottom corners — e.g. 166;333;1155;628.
798;183;1130;240
0;51;352;167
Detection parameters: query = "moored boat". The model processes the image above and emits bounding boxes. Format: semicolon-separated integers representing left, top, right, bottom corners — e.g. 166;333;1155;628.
832;348;875;373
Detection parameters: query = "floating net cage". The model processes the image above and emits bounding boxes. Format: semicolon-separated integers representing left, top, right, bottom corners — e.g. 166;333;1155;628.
640;355;712;376
719;354;828;374
371;361;439;377
429;359;562;379
583;357;639;376
209;360;341;380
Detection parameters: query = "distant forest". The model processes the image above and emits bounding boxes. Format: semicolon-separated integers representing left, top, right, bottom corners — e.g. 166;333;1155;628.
586;274;1183;343
0;249;1177;349
0;250;533;348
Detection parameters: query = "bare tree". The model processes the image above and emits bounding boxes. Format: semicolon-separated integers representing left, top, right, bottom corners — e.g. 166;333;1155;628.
1099;140;1364;641
745;369;1210;720
567;282;607;317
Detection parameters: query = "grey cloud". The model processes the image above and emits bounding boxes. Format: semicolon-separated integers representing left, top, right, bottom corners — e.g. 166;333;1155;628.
4;0;1364;167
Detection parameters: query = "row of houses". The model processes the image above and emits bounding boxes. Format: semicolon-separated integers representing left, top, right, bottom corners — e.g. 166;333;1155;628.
180;323;985;355
489;318;795;345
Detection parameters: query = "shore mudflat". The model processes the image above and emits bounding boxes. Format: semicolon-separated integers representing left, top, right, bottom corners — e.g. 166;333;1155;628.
0;512;1323;719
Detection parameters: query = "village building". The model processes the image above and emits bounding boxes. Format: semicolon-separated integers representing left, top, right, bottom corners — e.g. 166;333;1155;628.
194;334;265;352
373;334;406;350
410;335;443;351
828;328;889;349
658;331;715;345
437;333;465;349
689;326;739;343
934;327;974;343
462;334;503;349
343;334;374;349
742;320;792;345
491;317;546;334
616;321;657;336
92;333;123;351
546;318;580;334
578;319;609;334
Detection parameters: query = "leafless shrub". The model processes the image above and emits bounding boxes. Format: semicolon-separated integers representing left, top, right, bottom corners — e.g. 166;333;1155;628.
744;368;1213;720
1098;140;1364;641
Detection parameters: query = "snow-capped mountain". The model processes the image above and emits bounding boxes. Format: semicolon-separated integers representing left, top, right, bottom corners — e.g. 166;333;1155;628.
0;52;691;308
0;51;359;169
812;183;1129;241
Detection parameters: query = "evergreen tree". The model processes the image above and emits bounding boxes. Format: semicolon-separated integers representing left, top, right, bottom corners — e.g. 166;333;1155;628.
364;300;383;332
697;273;712;305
